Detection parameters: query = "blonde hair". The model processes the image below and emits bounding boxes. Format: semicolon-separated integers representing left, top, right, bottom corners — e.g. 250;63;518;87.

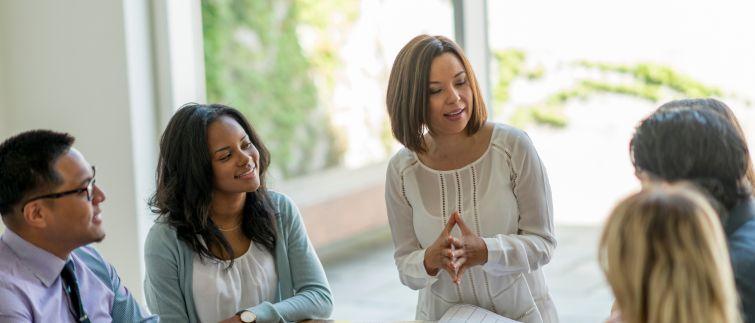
599;183;741;323
386;34;487;153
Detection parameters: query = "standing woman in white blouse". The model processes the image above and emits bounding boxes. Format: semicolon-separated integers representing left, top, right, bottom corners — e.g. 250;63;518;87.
144;103;332;323
385;35;558;322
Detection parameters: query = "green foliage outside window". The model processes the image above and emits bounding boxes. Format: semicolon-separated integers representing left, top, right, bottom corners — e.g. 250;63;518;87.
202;0;357;179
493;49;744;128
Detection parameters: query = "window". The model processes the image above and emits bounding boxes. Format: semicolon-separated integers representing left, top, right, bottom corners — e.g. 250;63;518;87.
202;0;455;180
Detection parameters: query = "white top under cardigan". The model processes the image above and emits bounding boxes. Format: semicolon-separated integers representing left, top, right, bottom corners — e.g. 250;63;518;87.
385;123;558;322
192;241;277;323
144;191;333;323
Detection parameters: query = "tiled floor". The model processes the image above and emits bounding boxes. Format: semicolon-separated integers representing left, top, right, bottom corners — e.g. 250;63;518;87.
319;225;612;322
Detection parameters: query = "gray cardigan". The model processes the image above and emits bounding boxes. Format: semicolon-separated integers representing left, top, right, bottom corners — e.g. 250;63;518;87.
143;191;333;323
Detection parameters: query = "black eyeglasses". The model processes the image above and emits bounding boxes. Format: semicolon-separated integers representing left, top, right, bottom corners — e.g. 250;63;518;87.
25;166;97;204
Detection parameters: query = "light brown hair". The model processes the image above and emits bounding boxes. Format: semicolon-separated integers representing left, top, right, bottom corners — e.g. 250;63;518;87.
386;34;487;153
599;183;741;323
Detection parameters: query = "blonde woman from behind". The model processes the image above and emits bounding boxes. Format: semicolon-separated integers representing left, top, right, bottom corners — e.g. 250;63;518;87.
599;184;741;323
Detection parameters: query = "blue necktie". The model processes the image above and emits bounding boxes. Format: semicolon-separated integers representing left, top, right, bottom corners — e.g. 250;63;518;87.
60;260;91;323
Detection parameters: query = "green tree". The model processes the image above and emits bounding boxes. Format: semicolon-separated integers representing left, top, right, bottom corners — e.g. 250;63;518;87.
202;0;343;178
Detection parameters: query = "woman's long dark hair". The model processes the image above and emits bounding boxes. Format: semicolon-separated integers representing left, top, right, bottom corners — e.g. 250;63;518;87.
149;103;277;265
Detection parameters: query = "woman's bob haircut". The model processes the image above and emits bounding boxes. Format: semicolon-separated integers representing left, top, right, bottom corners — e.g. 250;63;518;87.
386;34;487;153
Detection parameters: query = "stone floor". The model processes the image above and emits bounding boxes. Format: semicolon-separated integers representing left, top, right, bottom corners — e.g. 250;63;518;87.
319;225;613;323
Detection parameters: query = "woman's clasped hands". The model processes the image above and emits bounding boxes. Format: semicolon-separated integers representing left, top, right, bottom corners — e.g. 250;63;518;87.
423;212;488;284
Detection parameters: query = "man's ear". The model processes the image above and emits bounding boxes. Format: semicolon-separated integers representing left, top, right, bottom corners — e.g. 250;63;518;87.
22;201;49;229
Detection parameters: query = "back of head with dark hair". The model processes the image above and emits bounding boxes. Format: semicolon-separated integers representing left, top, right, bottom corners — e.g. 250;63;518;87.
0;130;75;217
658;98;755;193
658;98;732;116
149;103;277;265
630;108;751;211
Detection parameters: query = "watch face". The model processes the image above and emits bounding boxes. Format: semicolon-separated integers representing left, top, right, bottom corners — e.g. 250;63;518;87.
240;311;256;322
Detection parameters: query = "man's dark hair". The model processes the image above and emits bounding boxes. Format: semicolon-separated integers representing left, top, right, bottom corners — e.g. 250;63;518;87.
0;130;75;216
657;98;755;194
630;107;751;212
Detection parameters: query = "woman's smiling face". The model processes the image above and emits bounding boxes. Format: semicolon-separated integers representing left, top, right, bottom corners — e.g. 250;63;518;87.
426;52;473;136
207;115;260;195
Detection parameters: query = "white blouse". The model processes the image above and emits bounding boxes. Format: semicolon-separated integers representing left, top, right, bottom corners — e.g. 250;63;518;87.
385;123;558;322
192;241;277;323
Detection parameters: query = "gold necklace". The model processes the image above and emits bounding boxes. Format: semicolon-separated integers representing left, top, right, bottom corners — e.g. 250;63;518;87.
216;221;242;232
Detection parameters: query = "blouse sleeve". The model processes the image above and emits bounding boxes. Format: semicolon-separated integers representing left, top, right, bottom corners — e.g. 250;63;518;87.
385;157;439;290
246;195;333;323
482;130;557;276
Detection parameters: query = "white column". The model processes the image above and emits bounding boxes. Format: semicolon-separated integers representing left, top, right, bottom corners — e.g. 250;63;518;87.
123;0;161;298
0;40;7;140
0;29;7;229
152;0;207;127
453;0;492;114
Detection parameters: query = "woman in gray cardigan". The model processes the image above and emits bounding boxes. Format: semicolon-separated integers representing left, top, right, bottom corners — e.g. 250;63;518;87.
144;103;333;323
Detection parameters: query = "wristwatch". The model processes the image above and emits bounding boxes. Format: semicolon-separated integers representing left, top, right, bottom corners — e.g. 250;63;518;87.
239;310;256;323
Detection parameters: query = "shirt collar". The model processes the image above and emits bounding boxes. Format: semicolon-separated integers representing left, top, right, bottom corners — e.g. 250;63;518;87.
0;228;68;287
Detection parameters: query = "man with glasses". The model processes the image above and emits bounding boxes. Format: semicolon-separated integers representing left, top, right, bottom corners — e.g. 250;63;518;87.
0;130;157;322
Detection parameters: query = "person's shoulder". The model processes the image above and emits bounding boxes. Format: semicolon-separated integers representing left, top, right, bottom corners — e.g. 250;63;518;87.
728;214;755;269
0;235;40;288
147;220;177;236
72;245;118;288
265;190;304;234
729;215;755;252
387;147;417;176
728;200;755;238
490;122;529;140
0;238;18;270
0;242;22;284
388;146;416;165
489;122;530;145
145;220;180;249
265;190;299;220
73;244;105;261
266;190;294;210
0;270;29;315
72;245;120;273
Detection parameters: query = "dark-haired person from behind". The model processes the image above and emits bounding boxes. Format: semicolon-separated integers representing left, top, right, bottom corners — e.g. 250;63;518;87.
144;103;332;323
656;98;755;191
630;102;755;322
0;130;157;322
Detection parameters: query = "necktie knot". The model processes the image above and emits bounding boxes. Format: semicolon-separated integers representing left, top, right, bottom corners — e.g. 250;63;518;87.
61;260;76;283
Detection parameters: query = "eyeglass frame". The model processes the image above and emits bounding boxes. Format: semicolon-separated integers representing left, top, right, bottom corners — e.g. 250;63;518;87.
23;166;97;205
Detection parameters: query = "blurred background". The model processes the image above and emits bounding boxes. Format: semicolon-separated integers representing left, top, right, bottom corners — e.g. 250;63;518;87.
1;0;754;322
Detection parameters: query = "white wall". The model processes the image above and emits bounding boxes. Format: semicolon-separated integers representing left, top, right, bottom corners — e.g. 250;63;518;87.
0;95;5;232
0;27;8;141
0;0;158;304
0;24;7;231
